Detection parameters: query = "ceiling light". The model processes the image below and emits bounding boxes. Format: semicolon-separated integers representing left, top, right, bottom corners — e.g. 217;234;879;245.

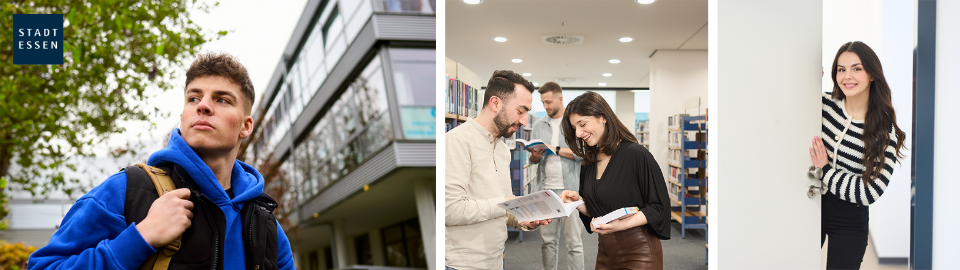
637;0;655;4
533;82;539;86
619;37;634;42
512;59;523;63
494;37;507;42
598;83;607;86
609;59;621;64
522;73;532;76
462;0;483;4
602;73;612;77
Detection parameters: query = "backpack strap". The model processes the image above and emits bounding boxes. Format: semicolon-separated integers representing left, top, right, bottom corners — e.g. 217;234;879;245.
123;163;182;270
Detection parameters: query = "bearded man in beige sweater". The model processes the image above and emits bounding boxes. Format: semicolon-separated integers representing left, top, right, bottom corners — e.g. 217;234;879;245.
445;70;551;270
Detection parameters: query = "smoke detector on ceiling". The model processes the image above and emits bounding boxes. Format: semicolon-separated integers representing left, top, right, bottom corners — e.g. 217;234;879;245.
542;35;584;45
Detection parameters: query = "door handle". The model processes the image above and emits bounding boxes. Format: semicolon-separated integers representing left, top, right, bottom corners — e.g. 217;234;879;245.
807;183;827;199
807;166;823;180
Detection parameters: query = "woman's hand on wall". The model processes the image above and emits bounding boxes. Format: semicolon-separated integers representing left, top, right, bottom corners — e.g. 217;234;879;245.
810;136;829;168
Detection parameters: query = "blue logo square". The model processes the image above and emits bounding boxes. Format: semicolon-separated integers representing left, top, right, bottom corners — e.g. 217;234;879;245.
13;14;64;65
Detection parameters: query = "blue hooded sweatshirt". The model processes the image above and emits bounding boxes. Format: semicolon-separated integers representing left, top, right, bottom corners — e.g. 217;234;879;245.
28;129;294;270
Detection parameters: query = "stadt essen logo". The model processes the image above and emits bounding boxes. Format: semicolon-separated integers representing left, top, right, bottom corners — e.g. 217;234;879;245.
13;14;64;65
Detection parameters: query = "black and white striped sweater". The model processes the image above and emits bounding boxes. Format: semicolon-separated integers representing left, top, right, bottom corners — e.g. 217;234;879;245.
820;93;900;206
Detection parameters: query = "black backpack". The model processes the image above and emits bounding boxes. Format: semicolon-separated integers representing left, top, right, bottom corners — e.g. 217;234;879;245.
123;163;280;270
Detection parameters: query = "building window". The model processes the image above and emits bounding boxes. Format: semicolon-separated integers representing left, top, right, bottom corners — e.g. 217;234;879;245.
355;234;374;265
381;218;426;268
295;53;392;201
343;0;372;43
381;0;436;14
324;247;334;270
307;250;320;270
390;47;436;140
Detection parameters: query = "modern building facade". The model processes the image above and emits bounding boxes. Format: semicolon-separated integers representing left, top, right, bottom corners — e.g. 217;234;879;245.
246;0;436;269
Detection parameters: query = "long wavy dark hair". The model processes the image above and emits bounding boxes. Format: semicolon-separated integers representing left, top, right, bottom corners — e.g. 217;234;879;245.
561;91;637;165
830;41;906;183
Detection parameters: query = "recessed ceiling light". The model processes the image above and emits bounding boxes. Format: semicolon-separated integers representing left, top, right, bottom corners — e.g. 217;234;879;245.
522;73;532;76
462;0;483;4
609;59;621;64
512;59;523;63
494;37;507;42
637;0;655;4
602;73;613;77
619;37;634;42
533;82;539;86
598;83;607;86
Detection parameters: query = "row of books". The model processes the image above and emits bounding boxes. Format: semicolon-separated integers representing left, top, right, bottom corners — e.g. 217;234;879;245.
668;166;691;182
668;184;703;207
635;120;648;132
667;114;689;130
667;131;685;148
635;120;649;146
445;76;482;118
668;148;686;165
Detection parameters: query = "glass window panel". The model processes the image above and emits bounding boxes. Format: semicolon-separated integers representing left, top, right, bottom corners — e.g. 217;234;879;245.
354;234;373;265
333;88;358;142
307;63;326;101
361;113;392;158
306;26;326;75
322;6;344;50
344;0;372;44
297;55;310;95
340;0;362;21
325;34;347;70
285;69;298;117
390;48;435;106
381;224;407;267
339;139;362;176
390;47;436;140
403;219;426;268
356;58;387;125
382;0;435;13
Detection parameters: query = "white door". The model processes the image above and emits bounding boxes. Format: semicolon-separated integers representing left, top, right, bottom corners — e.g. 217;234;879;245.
712;0;822;268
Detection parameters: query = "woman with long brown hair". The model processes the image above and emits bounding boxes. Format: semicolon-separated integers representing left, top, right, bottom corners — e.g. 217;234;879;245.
810;41;907;269
558;91;670;270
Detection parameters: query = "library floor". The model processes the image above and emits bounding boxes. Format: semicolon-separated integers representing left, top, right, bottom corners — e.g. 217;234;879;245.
503;222;910;270
504;221;707;270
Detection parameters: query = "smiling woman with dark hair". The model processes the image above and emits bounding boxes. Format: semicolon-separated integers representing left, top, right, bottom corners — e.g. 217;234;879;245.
811;41;907;269
557;91;670;270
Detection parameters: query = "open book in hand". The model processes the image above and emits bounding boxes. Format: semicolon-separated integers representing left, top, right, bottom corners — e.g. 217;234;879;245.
497;190;583;223
514;139;556;156
592;207;640;228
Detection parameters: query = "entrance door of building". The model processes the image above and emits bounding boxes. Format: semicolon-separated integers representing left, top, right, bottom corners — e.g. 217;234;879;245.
713;0;822;268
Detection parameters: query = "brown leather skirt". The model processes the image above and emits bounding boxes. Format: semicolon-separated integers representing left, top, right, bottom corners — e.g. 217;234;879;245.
595;225;663;270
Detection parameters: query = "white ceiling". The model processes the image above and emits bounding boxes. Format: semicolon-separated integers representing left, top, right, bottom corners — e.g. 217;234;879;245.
446;0;707;88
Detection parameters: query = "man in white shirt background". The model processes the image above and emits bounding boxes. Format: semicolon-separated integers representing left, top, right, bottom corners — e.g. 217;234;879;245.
528;82;585;270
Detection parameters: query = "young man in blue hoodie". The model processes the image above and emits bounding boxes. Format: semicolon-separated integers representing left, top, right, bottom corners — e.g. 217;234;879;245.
28;52;295;270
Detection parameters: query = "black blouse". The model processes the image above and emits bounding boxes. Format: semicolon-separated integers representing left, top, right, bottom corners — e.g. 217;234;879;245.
578;140;671;240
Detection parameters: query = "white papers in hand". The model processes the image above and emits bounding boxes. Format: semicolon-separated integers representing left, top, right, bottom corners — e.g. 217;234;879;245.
497;190;583;223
